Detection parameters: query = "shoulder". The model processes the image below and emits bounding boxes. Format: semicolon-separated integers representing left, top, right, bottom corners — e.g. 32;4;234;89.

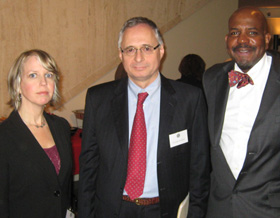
0;110;17;134
0;118;10;139
205;61;232;75
0;111;19;153
267;50;280;65
85;79;127;108
168;78;200;92
203;61;233;84
87;79;124;95
162;76;203;100
45;112;70;129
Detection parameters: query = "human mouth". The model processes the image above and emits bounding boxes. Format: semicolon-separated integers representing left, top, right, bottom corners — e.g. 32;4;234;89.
133;65;147;71
232;45;256;54
37;91;48;95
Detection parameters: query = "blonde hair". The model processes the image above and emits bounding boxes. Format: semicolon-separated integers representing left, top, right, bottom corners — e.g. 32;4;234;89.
7;49;61;109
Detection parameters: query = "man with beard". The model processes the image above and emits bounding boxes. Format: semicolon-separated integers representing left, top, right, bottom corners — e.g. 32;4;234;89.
203;6;280;218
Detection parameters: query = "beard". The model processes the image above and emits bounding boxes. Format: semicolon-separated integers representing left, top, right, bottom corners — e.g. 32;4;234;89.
231;44;259;72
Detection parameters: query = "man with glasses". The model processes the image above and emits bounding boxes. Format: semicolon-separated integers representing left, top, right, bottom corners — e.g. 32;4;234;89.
78;17;209;218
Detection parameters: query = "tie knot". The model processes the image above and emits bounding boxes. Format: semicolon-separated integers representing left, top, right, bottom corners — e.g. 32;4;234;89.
228;70;254;89
137;92;148;105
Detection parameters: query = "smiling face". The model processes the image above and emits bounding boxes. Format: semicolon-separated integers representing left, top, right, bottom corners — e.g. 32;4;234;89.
20;55;55;110
225;7;271;72
119;23;164;88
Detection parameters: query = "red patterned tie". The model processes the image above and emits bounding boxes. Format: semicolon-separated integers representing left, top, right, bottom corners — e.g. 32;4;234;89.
228;70;254;89
124;92;148;200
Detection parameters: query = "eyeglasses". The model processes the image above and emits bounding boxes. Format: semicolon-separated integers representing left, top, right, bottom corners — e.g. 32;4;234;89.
121;44;160;56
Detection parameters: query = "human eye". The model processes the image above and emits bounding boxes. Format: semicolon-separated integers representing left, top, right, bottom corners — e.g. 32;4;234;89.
141;45;153;54
28;73;37;78
248;31;259;36
144;45;153;51
230;31;239;36
45;72;54;78
124;47;136;55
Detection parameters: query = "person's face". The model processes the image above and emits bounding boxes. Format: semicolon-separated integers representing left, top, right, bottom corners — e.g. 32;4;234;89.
119;24;164;88
225;10;271;72
20;55;55;109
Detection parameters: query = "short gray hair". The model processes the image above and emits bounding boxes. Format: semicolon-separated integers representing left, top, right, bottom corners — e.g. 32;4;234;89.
118;17;163;48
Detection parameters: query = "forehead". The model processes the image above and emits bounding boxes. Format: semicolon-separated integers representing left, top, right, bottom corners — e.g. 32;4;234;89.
121;23;157;46
22;55;42;71
229;10;265;31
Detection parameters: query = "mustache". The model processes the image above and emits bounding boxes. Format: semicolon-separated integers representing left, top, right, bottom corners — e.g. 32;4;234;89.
232;44;256;52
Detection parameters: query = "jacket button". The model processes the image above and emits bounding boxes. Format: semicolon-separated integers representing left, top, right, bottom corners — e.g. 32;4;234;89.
54;190;61;197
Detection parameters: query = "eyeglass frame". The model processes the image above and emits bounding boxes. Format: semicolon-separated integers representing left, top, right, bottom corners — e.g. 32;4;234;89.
120;44;161;56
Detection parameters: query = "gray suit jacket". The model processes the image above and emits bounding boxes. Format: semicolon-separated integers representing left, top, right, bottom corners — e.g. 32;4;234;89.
78;74;210;218
203;51;280;218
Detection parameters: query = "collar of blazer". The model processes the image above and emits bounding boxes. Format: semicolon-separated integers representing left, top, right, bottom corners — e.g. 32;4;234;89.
210;51;280;159
6;110;71;186
111;73;177;160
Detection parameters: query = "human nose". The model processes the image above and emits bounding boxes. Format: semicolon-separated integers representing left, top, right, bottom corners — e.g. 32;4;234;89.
237;32;249;44
40;75;47;85
134;49;144;62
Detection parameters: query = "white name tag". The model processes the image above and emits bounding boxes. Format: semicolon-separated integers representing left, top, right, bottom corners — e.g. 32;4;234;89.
66;209;75;218
169;129;188;148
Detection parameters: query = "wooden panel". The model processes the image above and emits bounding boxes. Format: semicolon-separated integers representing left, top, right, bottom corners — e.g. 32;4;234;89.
0;0;212;117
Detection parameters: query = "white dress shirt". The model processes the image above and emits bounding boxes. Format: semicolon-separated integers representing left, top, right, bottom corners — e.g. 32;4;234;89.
220;53;272;179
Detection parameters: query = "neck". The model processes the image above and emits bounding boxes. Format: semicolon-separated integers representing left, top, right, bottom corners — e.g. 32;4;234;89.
18;106;46;128
129;72;159;89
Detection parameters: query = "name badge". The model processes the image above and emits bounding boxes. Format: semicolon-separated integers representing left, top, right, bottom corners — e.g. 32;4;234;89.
169;129;188;148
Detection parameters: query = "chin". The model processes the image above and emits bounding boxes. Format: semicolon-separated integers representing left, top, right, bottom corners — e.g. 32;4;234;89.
236;62;254;71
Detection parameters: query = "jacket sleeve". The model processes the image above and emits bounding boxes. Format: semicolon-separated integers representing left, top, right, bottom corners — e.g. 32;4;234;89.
0;131;9;218
78;89;99;218
187;90;210;218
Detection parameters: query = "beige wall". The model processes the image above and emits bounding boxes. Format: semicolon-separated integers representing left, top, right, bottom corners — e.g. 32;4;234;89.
54;0;238;126
0;0;211;117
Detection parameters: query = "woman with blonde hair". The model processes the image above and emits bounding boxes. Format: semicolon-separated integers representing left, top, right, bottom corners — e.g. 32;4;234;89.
0;49;73;218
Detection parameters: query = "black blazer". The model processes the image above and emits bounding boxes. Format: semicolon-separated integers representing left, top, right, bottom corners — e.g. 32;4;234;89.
0;111;73;218
78;74;210;218
203;51;280;218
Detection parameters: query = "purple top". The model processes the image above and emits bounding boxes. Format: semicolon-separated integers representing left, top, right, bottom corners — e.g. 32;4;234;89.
44;145;61;175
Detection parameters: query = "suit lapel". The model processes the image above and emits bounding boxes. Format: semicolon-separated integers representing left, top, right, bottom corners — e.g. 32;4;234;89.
8;111;60;187
213;63;232;147
210;62;237;185
112;78;129;160
241;54;280;172
251;57;280;128
157;75;177;158
45;112;71;186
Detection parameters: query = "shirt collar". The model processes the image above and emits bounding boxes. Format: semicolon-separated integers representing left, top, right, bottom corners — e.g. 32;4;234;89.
128;73;161;98
234;52;271;86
